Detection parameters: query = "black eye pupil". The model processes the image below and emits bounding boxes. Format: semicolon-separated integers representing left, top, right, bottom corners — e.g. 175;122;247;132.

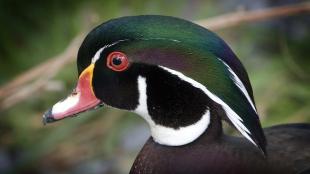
112;57;122;65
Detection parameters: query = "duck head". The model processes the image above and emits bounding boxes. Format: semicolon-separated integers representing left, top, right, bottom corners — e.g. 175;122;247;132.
43;15;266;153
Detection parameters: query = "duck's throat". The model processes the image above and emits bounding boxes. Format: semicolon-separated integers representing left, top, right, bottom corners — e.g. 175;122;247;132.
134;76;211;146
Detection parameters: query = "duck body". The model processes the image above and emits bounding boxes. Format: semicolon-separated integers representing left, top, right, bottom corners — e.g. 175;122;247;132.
131;123;310;174
42;15;310;174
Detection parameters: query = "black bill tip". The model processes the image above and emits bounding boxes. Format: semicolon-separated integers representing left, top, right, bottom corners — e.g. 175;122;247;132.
42;109;57;125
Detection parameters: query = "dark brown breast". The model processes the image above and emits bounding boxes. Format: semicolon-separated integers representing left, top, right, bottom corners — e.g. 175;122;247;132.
130;123;310;174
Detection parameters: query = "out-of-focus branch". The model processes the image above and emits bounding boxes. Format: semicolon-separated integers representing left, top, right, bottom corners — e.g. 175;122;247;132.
197;2;310;30
0;34;85;109
0;3;309;110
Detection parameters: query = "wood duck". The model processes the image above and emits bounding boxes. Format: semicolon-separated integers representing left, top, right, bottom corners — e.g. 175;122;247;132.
43;15;310;174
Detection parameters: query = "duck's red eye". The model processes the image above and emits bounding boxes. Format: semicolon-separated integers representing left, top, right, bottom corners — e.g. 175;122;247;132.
106;51;129;71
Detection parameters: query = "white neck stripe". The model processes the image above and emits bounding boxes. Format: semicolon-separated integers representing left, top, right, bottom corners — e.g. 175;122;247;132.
151;110;210;146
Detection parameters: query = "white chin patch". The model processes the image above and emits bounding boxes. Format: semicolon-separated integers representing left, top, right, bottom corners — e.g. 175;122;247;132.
134;75;210;146
52;93;80;115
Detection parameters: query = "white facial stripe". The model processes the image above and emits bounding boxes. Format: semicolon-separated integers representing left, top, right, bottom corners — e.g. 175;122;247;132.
91;39;129;63
220;60;257;113
52;93;80;114
134;76;210;146
135;76;150;120
159;66;257;147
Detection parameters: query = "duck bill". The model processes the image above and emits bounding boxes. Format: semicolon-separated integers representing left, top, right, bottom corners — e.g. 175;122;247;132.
43;64;103;125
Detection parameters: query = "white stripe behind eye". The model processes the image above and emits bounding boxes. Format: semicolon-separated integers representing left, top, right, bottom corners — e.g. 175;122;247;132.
159;66;257;147
91;39;130;63
91;48;104;63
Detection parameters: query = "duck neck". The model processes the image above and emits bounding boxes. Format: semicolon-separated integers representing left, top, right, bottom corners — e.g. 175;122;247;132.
139;104;224;146
171;104;223;145
149;109;211;146
134;74;223;146
199;103;223;141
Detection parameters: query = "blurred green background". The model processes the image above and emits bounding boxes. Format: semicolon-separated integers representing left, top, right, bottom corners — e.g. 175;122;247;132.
0;0;309;173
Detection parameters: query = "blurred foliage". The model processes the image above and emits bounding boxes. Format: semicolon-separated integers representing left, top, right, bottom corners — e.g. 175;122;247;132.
0;0;309;173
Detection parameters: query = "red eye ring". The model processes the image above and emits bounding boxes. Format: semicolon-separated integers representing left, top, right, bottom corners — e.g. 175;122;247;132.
106;51;129;72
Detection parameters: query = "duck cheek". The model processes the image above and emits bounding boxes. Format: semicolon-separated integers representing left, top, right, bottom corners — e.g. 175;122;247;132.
92;71;140;110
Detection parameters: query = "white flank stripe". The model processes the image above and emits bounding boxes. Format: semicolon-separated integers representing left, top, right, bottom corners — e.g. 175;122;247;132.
134;76;210;146
159;66;257;147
